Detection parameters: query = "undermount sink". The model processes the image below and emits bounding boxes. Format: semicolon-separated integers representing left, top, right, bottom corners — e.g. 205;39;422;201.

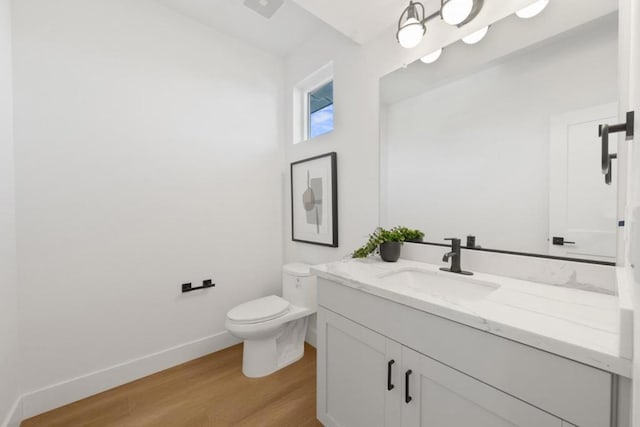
377;268;500;302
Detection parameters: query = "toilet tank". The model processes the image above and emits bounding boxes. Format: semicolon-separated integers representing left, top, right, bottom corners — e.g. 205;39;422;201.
282;263;317;311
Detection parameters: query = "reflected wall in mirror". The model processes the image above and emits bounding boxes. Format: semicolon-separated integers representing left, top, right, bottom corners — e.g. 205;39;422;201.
380;11;618;264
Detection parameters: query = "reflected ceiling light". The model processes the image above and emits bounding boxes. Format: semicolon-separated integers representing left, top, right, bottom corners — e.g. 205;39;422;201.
516;0;549;19
396;2;426;49
395;0;484;49
461;26;488;44
420;48;443;64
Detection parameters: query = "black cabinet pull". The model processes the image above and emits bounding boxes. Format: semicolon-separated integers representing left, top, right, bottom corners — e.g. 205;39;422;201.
405;370;413;403
387;360;395;390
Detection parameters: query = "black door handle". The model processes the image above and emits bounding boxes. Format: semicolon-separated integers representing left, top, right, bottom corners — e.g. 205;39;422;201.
605;153;617;185
387;360;395;391
599;111;634;185
405;370;412;403
552;236;575;246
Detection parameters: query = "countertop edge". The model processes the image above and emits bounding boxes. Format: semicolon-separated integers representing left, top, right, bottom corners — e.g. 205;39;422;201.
312;266;633;378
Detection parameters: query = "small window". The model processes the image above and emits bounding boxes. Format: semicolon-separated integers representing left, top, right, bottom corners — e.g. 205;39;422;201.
308;81;334;139
293;62;334;144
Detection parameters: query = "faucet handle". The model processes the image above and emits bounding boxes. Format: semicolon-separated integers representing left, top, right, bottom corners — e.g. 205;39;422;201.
444;238;461;249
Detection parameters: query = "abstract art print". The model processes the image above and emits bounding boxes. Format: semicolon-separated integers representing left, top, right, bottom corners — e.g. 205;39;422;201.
291;152;338;247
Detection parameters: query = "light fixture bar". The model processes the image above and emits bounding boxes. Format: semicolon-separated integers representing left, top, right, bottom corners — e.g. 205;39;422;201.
425;10;441;22
396;0;484;49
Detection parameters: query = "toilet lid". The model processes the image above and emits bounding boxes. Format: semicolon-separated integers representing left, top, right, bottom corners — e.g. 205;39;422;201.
227;295;290;324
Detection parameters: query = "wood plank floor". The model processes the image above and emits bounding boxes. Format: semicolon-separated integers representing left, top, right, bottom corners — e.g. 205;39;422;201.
22;344;321;427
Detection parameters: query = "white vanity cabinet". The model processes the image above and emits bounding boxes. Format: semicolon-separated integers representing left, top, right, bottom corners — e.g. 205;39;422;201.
316;277;618;427
319;308;562;427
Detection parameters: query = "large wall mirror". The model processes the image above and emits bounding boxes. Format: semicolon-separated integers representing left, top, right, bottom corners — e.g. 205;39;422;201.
380;8;619;264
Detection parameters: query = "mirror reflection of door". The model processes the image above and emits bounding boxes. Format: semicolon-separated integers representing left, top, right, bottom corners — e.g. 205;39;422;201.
549;104;618;262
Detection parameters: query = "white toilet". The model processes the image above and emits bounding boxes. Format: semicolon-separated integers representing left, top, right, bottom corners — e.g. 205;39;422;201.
225;263;317;378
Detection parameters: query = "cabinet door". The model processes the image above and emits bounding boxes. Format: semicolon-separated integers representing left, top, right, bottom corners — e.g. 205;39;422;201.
401;347;563;427
317;308;401;427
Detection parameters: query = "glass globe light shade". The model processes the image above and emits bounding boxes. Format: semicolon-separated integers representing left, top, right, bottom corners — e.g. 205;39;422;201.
441;0;474;25
397;17;426;49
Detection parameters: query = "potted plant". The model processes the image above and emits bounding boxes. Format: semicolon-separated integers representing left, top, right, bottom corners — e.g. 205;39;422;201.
352;226;425;262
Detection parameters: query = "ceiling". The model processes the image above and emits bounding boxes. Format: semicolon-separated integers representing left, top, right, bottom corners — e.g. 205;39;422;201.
292;0;441;44
156;0;326;57
157;0;441;55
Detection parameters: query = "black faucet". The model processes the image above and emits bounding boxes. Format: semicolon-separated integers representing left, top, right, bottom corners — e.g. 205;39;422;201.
440;238;473;276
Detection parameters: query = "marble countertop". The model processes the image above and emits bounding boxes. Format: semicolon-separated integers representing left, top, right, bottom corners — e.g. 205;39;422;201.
312;258;633;377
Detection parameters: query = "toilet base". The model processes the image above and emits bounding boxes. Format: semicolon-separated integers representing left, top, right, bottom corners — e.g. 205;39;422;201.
241;317;309;378
242;338;279;378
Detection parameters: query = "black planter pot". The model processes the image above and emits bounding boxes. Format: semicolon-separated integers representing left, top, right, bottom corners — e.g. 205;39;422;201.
379;241;401;262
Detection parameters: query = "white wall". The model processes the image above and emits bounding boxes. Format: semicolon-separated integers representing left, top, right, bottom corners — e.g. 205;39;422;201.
0;0;19;424
12;0;284;415
382;17;618;254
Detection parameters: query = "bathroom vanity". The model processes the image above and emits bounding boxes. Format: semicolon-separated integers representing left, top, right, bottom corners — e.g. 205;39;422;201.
313;259;632;427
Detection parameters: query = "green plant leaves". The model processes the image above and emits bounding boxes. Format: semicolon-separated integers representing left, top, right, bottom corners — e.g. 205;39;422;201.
351;226;425;258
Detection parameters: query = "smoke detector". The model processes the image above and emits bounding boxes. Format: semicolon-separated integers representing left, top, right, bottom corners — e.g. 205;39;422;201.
243;0;284;18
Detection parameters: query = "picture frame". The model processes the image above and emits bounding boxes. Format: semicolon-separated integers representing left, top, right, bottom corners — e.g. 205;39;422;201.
291;152;338;247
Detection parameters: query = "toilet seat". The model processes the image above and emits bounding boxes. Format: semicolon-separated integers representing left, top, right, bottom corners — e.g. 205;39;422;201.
227;295;290;324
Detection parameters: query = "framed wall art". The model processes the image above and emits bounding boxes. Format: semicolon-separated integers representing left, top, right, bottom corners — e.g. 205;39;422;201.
290;152;338;247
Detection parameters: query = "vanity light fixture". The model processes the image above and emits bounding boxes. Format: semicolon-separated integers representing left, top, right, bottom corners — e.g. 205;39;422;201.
396;0;484;49
420;48;443;64
516;0;549;19
461;25;489;44
396;1;427;49
441;0;474;26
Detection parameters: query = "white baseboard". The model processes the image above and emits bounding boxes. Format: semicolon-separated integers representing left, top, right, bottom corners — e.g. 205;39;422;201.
19;331;240;420
1;395;23;427
305;326;317;348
